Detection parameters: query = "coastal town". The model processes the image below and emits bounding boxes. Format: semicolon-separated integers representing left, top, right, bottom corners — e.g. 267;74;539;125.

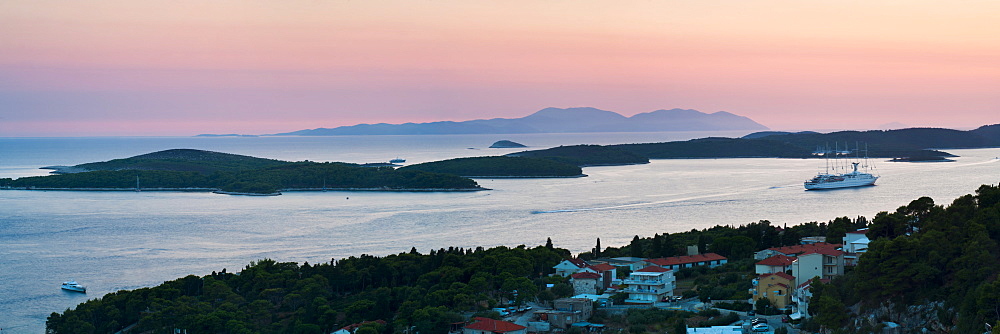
327;229;873;334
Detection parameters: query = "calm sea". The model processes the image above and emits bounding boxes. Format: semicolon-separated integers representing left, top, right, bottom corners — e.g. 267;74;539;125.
1;133;998;332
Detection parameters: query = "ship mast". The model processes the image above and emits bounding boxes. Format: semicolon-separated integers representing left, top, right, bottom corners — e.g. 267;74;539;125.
825;143;830;175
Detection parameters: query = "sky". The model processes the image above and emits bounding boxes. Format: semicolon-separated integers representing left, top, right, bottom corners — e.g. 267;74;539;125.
1;1;998;137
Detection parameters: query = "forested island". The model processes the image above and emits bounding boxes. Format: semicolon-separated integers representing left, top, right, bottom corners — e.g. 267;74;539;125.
489;140;527;148
0;149;482;194
45;184;1000;333
399;156;584;178
510;124;1000;161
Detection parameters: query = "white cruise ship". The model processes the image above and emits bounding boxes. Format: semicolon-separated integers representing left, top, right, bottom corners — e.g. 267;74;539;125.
804;162;878;190
805;144;879;190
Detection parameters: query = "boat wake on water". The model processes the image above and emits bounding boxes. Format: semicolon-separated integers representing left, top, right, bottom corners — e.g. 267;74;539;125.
531;191;745;214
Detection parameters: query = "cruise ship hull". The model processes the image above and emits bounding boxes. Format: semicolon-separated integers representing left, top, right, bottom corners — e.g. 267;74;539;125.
804;175;878;190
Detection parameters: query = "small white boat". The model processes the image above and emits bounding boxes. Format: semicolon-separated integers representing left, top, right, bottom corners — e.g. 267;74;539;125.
61;281;86;293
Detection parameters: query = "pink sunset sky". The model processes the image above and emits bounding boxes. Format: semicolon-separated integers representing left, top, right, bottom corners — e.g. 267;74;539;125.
1;1;997;136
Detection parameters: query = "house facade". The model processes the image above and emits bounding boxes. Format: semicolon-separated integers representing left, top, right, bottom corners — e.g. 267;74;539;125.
570;272;601;295
624;266;675;304
843;229;870;266
791;278;829;320
545;298;594;329
790;248;844;287
753;272;794;309
587;263;617;289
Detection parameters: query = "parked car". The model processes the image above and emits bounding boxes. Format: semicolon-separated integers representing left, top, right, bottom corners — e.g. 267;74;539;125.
747;310;755;317
752;323;770;332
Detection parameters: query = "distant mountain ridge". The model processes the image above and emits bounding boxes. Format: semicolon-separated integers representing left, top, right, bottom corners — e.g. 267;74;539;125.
269;107;768;136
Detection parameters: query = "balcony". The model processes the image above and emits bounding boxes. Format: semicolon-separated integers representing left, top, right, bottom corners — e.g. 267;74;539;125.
623;299;656;304
624;279;664;285
623;287;663;294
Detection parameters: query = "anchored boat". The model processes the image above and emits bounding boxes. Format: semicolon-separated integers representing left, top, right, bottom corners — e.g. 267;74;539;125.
61;281;87;293
805;143;879;190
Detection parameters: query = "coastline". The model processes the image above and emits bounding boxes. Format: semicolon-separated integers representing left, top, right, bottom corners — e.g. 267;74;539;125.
0;187;217;191
0;187;488;193
464;174;587;179
212;190;281;196
281;187;489;192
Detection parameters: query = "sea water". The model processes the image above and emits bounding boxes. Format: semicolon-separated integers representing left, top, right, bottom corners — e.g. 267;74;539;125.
1;133;998;332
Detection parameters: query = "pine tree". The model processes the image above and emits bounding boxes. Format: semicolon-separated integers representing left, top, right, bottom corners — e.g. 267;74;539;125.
594;238;601;257
545;237;553;249
630;235;643;258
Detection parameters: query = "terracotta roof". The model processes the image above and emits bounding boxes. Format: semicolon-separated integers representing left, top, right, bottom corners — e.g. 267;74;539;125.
636;265;671;273
464;317;527;333
759;272;795;281
797;278;831;289
801;247;844;257
764;243;840;256
774;283;790;289
571;272;602;279
339;320;386;331
588;263;616;272
567;258;588;268
645;253;727;267
756;254;795;266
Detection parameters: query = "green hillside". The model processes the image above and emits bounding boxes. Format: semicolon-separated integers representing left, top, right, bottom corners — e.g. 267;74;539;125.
74;149;290;174
507;144;649;166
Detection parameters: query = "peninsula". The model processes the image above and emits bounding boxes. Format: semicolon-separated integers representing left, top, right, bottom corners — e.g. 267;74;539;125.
511;124;1000;161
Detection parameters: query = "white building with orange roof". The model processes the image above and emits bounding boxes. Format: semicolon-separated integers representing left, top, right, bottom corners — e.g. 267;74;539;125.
644;253;728;270
552;258;589;277
754;254;795;275
754;242;841;260
790;247;845;286
623;266;675;304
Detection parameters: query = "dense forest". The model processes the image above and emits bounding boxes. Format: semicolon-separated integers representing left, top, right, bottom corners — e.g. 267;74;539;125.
47;245;572;333
803;184;1000;333
399;156;583;177
507;144;650;166
0;162;481;193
